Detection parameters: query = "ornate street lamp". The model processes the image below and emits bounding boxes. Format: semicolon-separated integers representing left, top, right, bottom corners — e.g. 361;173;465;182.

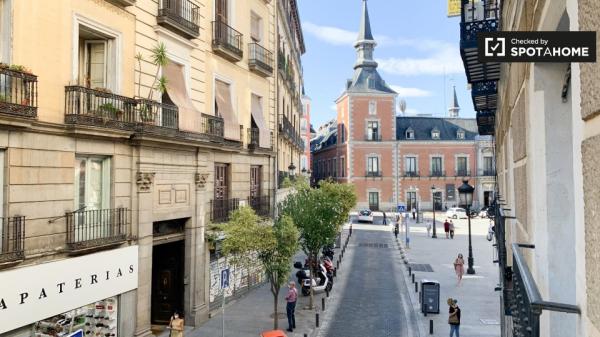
431;186;437;238
458;179;476;274
288;162;296;177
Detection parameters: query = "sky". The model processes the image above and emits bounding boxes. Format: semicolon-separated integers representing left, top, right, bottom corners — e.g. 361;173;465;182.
297;0;475;128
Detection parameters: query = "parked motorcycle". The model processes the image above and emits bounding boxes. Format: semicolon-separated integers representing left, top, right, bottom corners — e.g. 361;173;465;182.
294;261;333;296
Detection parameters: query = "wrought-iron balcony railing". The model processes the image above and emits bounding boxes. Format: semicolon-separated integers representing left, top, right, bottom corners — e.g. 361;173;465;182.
65;86;137;129
136;98;178;129
366;171;382;178
0;216;25;264
403;171;420;178
0;67;38;118
429;170;446;177
479;168;496;176
248;128;260;149
157;0;200;39
248;43;274;77
248;195;271;217
66;208;130;252
210;198;240;223
365;133;382;141
455;169;471;177
200;113;224;138
212;20;243;62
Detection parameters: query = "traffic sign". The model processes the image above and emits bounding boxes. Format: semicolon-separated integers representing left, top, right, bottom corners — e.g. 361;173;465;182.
221;268;230;289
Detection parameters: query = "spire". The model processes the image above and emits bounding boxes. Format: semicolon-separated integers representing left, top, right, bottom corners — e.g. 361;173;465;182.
448;85;461;118
357;0;374;42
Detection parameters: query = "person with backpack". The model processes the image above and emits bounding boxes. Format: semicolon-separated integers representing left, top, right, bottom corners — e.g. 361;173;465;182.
448;298;461;337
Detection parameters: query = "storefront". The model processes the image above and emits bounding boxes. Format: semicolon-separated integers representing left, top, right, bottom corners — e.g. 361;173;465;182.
0;246;138;337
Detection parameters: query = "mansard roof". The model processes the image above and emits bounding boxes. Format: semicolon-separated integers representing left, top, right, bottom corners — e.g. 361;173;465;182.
396;116;478;141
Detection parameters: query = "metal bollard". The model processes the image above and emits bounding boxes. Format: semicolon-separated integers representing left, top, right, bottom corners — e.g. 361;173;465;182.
409;266;412;275
326;289;330;297
429;320;434;334
412;274;415;283
316;313;320;327
322;297;326;311
333;269;337;277
415;281;418;293
424;310;427;317
305;334;308;337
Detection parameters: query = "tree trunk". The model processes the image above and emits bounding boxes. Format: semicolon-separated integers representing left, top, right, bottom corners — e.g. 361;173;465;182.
309;252;316;309
273;287;279;329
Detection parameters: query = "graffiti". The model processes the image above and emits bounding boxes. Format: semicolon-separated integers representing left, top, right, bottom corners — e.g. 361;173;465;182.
209;254;265;305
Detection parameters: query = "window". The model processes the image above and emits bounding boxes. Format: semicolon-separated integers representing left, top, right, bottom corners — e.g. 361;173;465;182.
340;125;346;143
216;0;229;22
457;129;465;139
367;121;380;141
0;0;10;62
368;192;379;211
406;128;415;140
333;158;337;178
367;156;379;175
214;163;230;201
483;156;494;174
300;155;307;172
431;128;440;139
431;157;442;176
250;165;262;199
76;24;117;91
457;157;468;176
250;12;262;42
340;157;346;177
369;101;377;115
405;157;417;176
75;156;111;211
406;191;417;212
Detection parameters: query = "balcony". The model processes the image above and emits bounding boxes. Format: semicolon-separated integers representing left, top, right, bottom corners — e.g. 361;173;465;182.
200;113;225;139
429;170;446;177
65;208;131;253
365;133;382;141
0;66;38;119
0;216;25;265
366;171;382;178
136;98;178;130
157;0;200;39
248;43;274;77
476;110;496;136
455;169;471;177
279;115;304;151
106;0;136;7
479;168;496;176
247;128;273;150
403;171;420;178
212;20;243;62
248;195;271;217
210;198;240;223
65;86;137;130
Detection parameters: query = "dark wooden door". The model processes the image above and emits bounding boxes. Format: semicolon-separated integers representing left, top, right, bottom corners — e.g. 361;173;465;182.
214;163;229;201
368;192;379;211
151;240;184;324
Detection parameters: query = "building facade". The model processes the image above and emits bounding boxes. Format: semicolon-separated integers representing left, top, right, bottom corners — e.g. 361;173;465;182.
311;0;495;212
0;0;280;336
300;93;311;173
459;0;599;336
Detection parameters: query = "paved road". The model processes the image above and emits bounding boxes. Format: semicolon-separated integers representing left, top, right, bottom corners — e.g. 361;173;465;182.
317;227;419;337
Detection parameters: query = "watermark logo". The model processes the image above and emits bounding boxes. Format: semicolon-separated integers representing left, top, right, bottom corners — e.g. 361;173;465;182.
478;32;596;63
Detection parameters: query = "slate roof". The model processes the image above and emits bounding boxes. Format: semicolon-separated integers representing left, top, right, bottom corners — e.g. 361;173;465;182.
347;68;396;94
396;117;478;141
311;120;337;152
357;0;374;41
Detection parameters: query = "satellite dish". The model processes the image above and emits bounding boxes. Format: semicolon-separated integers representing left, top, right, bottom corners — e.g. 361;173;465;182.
399;99;407;114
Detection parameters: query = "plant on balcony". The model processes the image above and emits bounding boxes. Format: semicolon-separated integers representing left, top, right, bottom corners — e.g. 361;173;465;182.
135;43;169;101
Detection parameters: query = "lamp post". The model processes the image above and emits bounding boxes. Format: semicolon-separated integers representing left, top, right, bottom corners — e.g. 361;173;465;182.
458;179;476;274
288;162;296;177
431;186;437;238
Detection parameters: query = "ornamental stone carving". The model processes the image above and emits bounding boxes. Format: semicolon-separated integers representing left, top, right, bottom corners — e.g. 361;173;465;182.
136;172;155;193
195;173;209;189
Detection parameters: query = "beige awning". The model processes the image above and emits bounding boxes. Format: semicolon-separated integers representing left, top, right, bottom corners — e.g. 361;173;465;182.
163;61;199;132
251;95;270;148
215;80;240;141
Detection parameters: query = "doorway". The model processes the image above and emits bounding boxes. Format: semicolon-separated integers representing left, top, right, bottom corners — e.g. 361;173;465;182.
151;240;185;324
433;192;443;211
484;191;492;207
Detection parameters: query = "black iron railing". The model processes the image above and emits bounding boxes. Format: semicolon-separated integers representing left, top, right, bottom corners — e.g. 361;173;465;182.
366;171;382;177
403;171;420;177
248;195;271;217
136;98;178;129
158;0;200;38
278;171;290;187
200;113;224;138
456;169;471;176
0;67;38;118
66;208;130;251
479;168;496;176
430;170;446;177
210;198;240;223
65;86;137;127
0;216;25;263
249;43;274;74
279;115;304;150
212;20;243;58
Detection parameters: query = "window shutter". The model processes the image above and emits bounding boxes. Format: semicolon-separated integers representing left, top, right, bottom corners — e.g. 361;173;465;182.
85;41;107;89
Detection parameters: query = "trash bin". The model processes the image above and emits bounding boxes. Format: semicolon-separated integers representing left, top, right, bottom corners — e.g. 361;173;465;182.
421;279;440;314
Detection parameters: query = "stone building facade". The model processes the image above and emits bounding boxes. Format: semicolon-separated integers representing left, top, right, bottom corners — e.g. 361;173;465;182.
0;0;283;336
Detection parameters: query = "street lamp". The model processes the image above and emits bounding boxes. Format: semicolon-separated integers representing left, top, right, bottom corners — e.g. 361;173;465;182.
431;186;437;238
288;162;296;177
458;179;476;274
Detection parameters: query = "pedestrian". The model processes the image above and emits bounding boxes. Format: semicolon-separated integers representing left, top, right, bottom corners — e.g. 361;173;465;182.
168;311;184;337
454;253;465;285
285;281;297;332
426;222;432;237
383;211;387;225
448;298;461;337
444;219;450;239
449;220;455;239
412;207;416;220
394;224;399;238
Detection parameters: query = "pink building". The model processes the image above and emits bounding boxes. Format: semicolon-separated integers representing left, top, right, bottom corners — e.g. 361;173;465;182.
311;1;495;211
301;93;312;174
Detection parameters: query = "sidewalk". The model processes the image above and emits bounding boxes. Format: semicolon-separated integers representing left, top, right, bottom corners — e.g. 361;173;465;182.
397;214;501;337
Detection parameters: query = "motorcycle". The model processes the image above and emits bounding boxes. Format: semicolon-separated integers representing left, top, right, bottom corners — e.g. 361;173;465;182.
322;245;335;260
294;261;333;296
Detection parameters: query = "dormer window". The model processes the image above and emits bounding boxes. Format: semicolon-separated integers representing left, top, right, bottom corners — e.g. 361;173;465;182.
406;128;415;139
431;128;440;139
457;129;465;139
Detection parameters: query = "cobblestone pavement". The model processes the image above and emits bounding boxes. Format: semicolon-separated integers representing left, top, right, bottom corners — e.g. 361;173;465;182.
317;227;419;337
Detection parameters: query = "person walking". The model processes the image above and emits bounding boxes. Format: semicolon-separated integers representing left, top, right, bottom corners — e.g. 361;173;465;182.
394;223;399;239
454;254;465;285
448;298;461;337
168;311;184;337
444;219;450;239
285;281;298;332
449;220;455;239
426;221;432;237
412;207;416;220
383;211;387;225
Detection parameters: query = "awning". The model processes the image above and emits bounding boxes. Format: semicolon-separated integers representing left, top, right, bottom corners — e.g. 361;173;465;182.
251;95;270;148
215;80;240;141
163;61;199;132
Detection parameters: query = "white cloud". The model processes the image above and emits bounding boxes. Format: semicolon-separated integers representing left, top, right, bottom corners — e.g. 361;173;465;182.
377;44;464;76
330;104;337;111
303;22;356;46
389;85;432;97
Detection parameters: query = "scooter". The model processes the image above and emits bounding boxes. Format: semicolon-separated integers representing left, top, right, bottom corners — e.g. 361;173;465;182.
294;261;333;296
322;245;335;260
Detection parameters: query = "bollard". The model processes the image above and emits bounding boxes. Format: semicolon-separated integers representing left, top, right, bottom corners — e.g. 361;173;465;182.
429;319;434;334
305;334;308;337
409;266;412;275
322;297;326;311
316;313;320;327
412;274;415;283
415;281;418;293
326;289;330;297
336;260;340;269
333;269;337;277
424;310;427;317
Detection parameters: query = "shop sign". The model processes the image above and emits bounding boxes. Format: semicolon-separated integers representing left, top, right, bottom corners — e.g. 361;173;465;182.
0;246;138;334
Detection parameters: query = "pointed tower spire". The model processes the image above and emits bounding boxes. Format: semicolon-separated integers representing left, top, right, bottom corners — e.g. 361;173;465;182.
354;0;378;70
448;85;461;118
357;0;374;42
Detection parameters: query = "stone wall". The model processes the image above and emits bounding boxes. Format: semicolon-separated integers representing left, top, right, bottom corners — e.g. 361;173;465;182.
579;0;600;120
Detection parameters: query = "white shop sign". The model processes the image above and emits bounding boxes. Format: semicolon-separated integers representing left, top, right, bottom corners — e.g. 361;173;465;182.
0;246;138;334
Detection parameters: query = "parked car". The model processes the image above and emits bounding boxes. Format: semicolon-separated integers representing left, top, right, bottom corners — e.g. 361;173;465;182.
261;331;287;337
446;207;468;219
358;209;374;223
478;207;490;218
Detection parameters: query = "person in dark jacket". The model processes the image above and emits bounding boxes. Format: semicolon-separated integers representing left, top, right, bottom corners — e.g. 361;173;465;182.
448;298;461;337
